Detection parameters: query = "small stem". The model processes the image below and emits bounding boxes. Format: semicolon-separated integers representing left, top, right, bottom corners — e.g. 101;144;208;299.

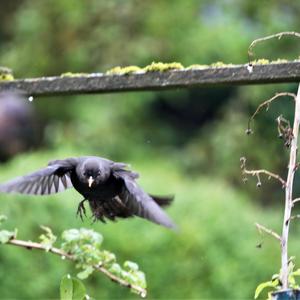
280;83;300;289
241;166;286;187
247;93;296;133
248;31;300;61
6;238;147;297
255;223;281;242
292;198;300;205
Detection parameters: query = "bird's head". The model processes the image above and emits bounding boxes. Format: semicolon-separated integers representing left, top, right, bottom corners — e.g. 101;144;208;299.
78;158;111;188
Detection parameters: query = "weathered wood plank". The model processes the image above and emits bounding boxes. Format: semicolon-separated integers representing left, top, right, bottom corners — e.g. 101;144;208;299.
0;62;299;96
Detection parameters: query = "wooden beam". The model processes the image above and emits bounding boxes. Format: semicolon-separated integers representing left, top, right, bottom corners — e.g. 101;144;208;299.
0;62;299;96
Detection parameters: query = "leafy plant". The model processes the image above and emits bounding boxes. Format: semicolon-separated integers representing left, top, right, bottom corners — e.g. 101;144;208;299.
0;214;147;297
255;260;300;299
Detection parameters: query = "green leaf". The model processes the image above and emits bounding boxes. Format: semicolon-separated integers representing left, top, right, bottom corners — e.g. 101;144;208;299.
72;278;86;300
124;261;139;272
101;250;116;266
60;275;73;300
60;275;86;300
134;271;147;288
271;274;279;280
289;274;296;285
109;263;122;276
292;268;300;276
254;279;279;299
0;229;16;244
39;225;57;251
62;228;103;246
62;229;81;243
121;270;133;283
77;266;94;280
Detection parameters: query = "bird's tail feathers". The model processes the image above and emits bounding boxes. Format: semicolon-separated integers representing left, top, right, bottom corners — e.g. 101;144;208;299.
150;194;174;207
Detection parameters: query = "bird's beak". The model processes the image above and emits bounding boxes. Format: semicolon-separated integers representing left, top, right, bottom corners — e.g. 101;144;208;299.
88;176;94;188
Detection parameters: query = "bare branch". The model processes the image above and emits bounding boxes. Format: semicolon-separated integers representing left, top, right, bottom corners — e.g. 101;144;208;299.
244;169;285;187
248;31;300;61
292;198;300;205
255;223;281;242
247;93;296;134
280;83;300;289
240;157;286;187
6;238;147;297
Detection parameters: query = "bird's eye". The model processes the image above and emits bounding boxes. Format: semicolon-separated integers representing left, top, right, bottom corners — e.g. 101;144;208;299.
83;172;87;176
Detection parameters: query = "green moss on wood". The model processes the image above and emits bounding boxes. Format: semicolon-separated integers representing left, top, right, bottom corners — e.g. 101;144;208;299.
40;59;300;81
105;62;183;75
251;59;270;65
143;62;184;72
186;64;209;70
106;66;142;75
271;59;289;63
60;72;90;77
0;67;14;81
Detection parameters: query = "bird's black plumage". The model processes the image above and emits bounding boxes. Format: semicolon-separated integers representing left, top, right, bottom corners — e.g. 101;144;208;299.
0;156;176;229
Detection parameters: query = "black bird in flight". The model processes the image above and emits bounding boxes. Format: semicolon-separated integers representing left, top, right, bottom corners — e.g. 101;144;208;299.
0;156;176;229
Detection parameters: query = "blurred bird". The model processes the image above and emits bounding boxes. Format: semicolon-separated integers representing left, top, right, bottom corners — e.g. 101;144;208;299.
0;92;39;161
0;156;176;229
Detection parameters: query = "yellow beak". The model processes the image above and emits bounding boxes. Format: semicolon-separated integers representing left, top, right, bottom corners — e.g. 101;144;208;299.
88;176;94;188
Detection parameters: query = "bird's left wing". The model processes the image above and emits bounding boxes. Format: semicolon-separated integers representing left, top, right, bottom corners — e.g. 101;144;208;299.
0;158;77;195
112;168;176;229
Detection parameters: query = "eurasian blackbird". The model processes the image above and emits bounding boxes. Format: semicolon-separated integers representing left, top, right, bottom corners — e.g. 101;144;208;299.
0;156;176;229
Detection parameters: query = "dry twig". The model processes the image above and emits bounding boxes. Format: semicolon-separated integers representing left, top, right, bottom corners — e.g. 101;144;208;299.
248;31;300;61
240;157;286;187
255;223;281;242
292;198;300;205
276;115;294;148
247;93;296;134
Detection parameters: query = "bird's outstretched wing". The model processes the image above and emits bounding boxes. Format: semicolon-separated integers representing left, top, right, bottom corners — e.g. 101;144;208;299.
113;169;176;229
0;158;77;195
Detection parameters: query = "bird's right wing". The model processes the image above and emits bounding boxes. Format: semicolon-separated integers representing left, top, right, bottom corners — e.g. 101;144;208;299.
113;169;176;229
0;158;77;195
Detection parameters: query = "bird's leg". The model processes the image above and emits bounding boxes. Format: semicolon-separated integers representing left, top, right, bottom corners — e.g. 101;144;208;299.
89;200;106;224
76;198;88;221
90;209;106;224
91;214;98;224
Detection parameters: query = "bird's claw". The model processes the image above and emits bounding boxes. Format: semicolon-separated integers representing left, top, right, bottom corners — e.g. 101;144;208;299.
76;199;87;221
90;209;106;224
91;214;98;224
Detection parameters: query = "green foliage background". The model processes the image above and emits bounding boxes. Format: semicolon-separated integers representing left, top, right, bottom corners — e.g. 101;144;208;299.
0;0;300;299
